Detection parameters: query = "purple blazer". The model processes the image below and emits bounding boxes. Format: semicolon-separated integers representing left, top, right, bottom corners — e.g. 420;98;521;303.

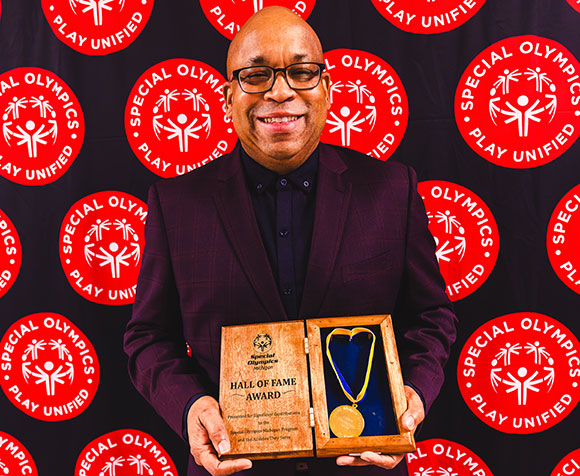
124;143;457;476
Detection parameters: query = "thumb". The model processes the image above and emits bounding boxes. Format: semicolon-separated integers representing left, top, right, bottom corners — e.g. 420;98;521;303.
199;404;231;455
401;385;425;432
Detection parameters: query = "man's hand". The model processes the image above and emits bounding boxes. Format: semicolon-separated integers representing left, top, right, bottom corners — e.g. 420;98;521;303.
187;395;252;476
335;385;424;470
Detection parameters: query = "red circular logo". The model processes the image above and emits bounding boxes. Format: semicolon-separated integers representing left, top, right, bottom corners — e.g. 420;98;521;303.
371;0;486;34
406;439;493;476
0;209;22;299
455;35;580;168
0;67;84;186
59;191;147;305
565;0;580;14
550;448;580;476
41;0;154;55
75;429;178;476
0;431;38;476
418;181;499;301
458;312;580;434
321;49;408;161
547;183;580;295
125;58;236;178
199;0;316;40
0;312;100;421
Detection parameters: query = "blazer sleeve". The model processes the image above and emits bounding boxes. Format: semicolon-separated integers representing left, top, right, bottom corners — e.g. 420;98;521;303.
394;166;458;414
124;183;211;438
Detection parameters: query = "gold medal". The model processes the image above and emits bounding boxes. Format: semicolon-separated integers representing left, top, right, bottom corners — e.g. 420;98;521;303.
326;327;376;438
329;404;365;438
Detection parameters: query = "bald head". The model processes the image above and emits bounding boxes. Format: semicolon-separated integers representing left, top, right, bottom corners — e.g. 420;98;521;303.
226;6;323;78
222;6;330;174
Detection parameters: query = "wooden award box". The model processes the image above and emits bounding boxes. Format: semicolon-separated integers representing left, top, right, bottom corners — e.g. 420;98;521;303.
219;315;416;459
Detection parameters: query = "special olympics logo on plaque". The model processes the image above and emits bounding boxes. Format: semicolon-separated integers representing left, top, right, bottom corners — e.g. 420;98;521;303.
547;183;580;295
199;0;316;39
74;429;178;476
0;432;38;476
125;58;237;178
0;209;22;299
406;439;492;476
455;36;580;168
371;0;486;34
321;49;408;161
418;181;499;301
0;312;100;421
59;191;147;305
42;0;154;55
253;333;273;354
458;312;580;433
0;67;84;185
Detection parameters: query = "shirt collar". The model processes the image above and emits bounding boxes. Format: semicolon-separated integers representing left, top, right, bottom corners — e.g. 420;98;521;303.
240;145;319;195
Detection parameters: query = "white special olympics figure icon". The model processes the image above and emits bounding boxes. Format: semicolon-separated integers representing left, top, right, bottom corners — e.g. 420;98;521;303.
21;338;74;397
99;454;154;476
2;95;58;159
489;340;555;406
488;66;557;138
69;0;126;26
413;468;458;476
84;218;141;280
152;88;212;154
0;458;9;475
326;79;377;147
427;210;466;265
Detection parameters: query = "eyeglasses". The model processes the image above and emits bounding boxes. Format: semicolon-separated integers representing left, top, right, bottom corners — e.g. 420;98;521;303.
231;62;325;94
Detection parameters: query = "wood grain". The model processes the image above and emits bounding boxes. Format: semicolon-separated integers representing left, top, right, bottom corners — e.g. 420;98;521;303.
308;315;415;457
219;320;314;459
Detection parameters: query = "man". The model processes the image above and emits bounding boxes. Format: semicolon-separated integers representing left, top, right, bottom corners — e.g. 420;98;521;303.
124;6;456;476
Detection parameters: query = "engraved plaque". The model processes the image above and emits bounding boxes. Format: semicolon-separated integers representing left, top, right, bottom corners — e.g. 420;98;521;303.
220;321;314;459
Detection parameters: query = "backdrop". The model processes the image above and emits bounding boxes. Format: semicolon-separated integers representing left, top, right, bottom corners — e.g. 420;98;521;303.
0;1;579;475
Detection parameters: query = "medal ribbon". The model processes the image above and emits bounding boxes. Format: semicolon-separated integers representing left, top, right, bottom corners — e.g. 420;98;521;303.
326;327;376;406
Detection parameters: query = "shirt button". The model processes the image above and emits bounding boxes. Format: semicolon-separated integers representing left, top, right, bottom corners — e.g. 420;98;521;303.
279;229;289;237
283;288;293;296
296;462;308;471
303;180;310;188
256;183;263;190
280;178;288;187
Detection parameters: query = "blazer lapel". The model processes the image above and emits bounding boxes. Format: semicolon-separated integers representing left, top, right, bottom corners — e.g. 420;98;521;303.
213;146;287;322
300;144;352;318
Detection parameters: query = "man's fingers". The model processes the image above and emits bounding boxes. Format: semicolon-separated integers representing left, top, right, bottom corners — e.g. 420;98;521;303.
337;452;403;469
198;445;252;476
360;451;402;469
216;458;253;475
336;455;371;466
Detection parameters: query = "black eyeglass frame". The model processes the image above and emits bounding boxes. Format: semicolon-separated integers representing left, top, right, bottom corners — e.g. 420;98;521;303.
230;62;326;94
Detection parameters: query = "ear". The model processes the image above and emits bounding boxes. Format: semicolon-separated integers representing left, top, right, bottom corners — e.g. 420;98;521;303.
320;72;331;110
223;80;233;119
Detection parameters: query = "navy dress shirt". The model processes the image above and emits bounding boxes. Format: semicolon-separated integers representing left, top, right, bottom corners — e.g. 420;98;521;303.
240;146;319;320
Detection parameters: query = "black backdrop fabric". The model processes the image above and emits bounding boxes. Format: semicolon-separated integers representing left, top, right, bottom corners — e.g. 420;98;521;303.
0;1;579;475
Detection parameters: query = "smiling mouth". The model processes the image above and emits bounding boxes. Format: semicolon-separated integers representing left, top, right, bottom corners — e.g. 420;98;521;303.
258;115;302;123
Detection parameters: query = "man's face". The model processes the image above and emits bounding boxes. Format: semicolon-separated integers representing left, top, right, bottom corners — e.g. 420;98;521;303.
223;21;330;172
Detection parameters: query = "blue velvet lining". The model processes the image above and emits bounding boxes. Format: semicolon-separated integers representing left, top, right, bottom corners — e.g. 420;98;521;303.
320;325;397;437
